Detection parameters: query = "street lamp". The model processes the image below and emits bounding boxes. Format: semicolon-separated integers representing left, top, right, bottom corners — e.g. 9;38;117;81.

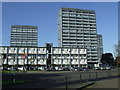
69;50;71;68
13;56;16;83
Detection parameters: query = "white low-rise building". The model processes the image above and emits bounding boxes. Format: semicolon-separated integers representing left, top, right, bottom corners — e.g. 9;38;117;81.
0;44;87;69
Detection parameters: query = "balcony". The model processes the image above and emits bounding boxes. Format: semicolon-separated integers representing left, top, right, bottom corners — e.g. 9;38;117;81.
76;21;83;24
62;21;69;23
69;21;76;23
76;27;83;29
38;51;46;54
62;15;69;17
62;18;69;20
8;56;12;59
89;14;95;16
90;23;96;25
90;26;96;28
88;60;98;63
83;22;89;24
70;37;76;39
28;51;37;54
83;17;89;19
89;16;95;19
69;25;76;27
69;18;76;20
62;27;69;29
83;19;89;21
91;50;98;52
63;37;69;39
69;34;76;36
63;24;69;26
69;15;76;18
70;40;77;43
91;54;98;56
62;12;69;14
63;40;70;42
82;13;89;15
9;51;17;54
83;25;90;27
76;25;83;27
89;20;96;22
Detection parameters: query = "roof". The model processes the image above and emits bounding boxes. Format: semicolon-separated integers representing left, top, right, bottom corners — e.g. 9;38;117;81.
11;25;38;28
61;7;95;13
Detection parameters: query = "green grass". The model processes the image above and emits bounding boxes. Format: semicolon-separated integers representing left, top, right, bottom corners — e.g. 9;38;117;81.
112;73;120;76
118;73;120;75
1;70;27;74
2;80;25;86
26;70;42;71
2;71;20;73
1;70;43;74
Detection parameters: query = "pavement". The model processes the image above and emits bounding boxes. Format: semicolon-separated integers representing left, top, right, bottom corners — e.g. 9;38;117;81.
87;77;120;88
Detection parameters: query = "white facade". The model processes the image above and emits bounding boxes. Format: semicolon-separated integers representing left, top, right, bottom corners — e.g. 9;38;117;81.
52;47;87;67
0;46;87;67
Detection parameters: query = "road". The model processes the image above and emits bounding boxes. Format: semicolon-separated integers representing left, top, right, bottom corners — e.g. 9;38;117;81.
2;68;119;89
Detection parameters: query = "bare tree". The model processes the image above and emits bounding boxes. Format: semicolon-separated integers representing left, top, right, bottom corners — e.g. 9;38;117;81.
114;41;120;66
114;41;120;57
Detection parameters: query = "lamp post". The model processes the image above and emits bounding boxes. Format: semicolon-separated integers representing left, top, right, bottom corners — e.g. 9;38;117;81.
13;56;16;83
69;50;71;69
0;55;3;69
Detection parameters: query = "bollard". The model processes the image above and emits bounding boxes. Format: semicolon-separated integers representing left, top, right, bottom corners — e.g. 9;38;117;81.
65;76;67;90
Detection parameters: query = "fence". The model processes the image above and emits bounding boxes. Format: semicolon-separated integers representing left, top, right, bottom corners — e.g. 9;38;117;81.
2;68;119;89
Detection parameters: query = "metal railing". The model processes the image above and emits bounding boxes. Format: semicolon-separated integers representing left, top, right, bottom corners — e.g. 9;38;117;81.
2;68;119;89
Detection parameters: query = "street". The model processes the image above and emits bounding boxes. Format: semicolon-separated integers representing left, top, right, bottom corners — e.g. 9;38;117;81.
2;68;119;89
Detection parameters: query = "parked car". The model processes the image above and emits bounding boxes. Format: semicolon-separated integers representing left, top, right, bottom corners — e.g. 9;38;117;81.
100;67;106;70
42;68;46;71
45;67;56;71
74;67;83;71
110;66;116;69
93;67;101;70
58;67;64;71
50;67;56;71
83;67;89;71
105;67;111;70
18;67;24;71
7;67;12;71
69;67;75;71
63;67;70;71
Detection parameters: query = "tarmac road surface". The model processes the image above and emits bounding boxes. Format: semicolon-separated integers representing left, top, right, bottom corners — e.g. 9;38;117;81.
2;68;119;89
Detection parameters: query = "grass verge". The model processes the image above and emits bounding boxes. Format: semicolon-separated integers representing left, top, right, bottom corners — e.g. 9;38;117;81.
2;80;25;86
